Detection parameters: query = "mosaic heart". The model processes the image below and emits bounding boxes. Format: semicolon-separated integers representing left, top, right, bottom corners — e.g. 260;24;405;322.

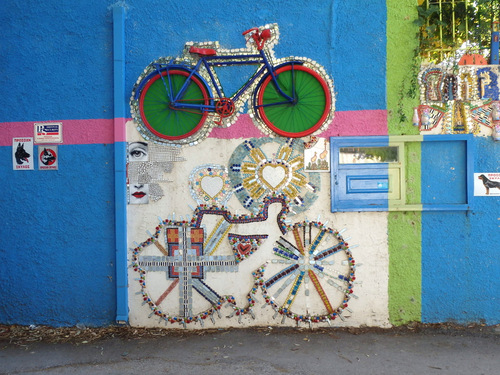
228;137;321;214
201;176;224;198
261;164;288;189
189;164;233;206
228;233;269;263
237;243;252;256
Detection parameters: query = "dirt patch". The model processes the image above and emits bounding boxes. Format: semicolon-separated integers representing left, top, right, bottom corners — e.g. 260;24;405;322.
1;322;498;347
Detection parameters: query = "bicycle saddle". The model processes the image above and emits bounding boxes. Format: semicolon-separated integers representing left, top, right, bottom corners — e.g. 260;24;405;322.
189;46;217;56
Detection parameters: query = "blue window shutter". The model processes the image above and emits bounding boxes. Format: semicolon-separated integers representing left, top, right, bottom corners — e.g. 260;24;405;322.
331;136;391;212
330;135;473;212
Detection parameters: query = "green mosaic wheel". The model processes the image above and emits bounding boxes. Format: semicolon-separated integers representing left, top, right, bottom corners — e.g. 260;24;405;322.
139;70;210;140
254;63;333;137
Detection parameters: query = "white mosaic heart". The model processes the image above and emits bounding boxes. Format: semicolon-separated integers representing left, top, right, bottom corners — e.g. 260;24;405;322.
201;176;224;198
262;164;287;189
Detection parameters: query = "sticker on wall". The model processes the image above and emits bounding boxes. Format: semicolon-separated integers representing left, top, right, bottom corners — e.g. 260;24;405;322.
34;122;63;144
228;137;320;214
474;173;500;196
126;142;185;203
12;137;34;170
189;164;233;206
304;138;330;172
38;146;58;170
130;24;335;146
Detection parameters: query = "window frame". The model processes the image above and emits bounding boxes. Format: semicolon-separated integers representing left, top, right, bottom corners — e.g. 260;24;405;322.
330;134;474;212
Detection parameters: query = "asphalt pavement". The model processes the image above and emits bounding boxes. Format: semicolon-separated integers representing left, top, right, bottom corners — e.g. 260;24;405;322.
1;325;499;375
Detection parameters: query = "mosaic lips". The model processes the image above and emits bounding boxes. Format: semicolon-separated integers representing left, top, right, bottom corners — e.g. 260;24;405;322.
132;191;146;199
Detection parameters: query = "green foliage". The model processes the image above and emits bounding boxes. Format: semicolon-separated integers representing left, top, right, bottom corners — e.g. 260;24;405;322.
416;0;500;62
397;46;421;123
362;147;399;163
396;1;499;124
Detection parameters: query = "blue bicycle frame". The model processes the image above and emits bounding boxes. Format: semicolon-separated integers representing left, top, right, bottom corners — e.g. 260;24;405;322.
136;48;300;114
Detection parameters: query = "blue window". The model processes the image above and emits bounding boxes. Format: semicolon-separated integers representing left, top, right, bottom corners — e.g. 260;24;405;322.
330;135;473;212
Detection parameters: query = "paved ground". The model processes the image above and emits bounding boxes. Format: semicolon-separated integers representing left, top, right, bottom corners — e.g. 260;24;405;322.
1;325;499;375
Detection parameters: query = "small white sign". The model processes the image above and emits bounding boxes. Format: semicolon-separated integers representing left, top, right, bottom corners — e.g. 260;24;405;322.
34;122;63;143
38;145;59;170
474;172;500;196
12;137;34;170
304;137;330;172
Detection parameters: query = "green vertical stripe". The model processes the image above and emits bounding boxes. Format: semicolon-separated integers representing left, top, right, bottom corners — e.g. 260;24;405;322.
387;0;422;325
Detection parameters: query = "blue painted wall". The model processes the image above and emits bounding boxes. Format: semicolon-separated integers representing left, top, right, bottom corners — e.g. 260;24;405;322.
0;145;116;326
0;0;117;326
0;0;387;121
0;1;114;122
422;137;500;325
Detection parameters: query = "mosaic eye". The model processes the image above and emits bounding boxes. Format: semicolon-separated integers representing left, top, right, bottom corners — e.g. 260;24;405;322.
131;149;146;158
128;142;149;161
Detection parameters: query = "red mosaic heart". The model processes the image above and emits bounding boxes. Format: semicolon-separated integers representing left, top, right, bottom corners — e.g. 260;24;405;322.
237;243;252;255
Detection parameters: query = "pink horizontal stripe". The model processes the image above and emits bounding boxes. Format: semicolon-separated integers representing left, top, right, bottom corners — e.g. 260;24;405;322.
208;110;387;139
320;109;387;137
0;119;115;146
1;110;386;146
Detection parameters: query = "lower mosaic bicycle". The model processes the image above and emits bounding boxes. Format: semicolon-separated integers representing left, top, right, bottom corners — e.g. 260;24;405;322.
130;24;335;145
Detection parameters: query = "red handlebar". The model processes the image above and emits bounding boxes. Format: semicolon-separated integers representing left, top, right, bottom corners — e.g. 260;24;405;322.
242;27;259;36
242;27;271;51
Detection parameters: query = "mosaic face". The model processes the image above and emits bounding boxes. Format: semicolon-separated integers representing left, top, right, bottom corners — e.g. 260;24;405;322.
127;142;185;203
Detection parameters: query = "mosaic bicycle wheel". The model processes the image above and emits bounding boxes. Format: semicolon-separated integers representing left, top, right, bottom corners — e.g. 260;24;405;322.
249;58;335;137
257;220;356;324
131;221;239;327
130;58;216;146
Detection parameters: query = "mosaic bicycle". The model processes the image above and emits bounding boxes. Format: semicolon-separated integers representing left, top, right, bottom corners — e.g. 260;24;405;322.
130;24;335;145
